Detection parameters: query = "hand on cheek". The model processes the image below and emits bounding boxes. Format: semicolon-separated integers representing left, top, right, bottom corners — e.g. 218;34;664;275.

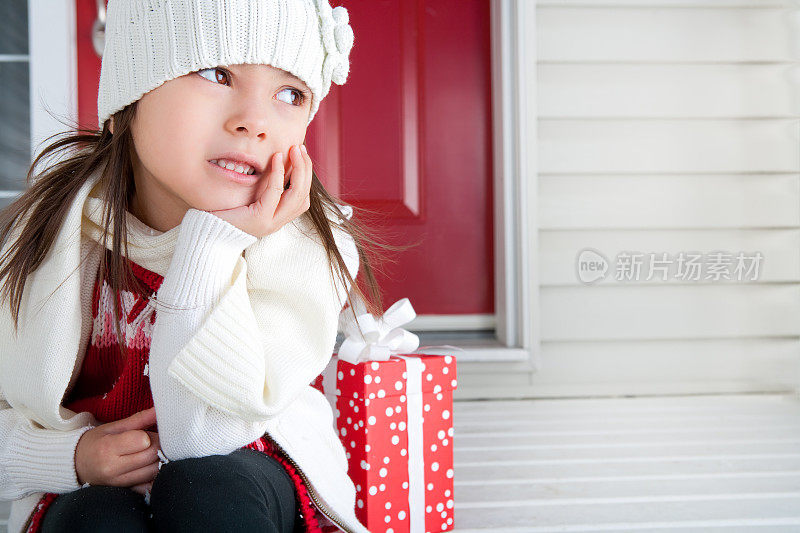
207;144;312;238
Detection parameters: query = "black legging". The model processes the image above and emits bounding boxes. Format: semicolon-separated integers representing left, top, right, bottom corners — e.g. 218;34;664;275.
40;448;300;532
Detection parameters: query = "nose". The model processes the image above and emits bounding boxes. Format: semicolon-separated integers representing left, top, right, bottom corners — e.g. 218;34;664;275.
225;93;270;139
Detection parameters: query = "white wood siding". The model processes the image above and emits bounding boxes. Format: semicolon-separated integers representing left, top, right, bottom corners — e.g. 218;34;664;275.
458;0;800;399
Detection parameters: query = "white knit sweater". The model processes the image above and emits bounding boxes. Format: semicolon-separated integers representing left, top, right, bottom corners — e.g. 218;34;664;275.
0;168;369;533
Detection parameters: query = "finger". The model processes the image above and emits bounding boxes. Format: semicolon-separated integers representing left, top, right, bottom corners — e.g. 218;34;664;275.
104;407;157;434
299;144;313;202
110;429;152;455
118;431;160;470
114;461;160;488
259;151;287;215
274;145;308;222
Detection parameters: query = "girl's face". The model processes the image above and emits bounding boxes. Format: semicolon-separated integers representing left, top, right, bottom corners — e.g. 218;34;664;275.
122;63;313;232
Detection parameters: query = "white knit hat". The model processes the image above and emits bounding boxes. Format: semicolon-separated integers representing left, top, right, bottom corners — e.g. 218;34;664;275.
97;0;354;130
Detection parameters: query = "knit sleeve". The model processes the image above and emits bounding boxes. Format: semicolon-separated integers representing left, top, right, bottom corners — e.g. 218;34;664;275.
0;388;95;500
148;207;358;459
0;220;96;499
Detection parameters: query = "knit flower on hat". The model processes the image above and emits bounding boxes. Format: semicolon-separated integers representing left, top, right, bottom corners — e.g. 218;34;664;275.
316;1;355;88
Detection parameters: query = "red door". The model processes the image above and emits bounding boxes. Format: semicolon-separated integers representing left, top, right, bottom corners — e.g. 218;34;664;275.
75;0;493;318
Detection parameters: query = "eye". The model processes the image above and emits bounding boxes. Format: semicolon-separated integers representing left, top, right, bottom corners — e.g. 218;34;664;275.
197;67;229;85
276;87;306;107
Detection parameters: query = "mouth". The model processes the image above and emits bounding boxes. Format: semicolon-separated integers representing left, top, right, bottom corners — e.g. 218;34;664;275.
208;159;260;184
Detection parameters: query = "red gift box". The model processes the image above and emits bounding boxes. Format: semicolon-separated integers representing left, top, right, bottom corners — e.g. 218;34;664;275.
312;353;458;533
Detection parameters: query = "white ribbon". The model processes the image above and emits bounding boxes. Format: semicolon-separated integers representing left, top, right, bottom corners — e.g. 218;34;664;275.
337;297;421;364
395;355;424;532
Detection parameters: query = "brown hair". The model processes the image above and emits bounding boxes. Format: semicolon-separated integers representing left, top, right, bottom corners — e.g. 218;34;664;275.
0;101;408;363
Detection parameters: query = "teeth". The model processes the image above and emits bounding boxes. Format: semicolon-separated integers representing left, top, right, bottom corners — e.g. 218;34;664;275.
211;159;255;175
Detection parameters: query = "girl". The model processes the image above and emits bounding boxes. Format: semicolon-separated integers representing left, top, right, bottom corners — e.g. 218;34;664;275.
0;0;398;531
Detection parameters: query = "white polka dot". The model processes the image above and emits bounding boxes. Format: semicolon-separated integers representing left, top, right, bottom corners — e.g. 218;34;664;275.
438;430;446;440
442;409;450;420
338;371;344;379
364;375;372;384
448;427;454;437
399;421;406;431
443;439;449;446
385;502;392;509
395;405;401;413
364;399;370;406
391;435;400;445
354;405;359;413
365;444;371;452
431;444;437;452
443;367;449;374
340;428;347;436
379;468;388;477
395;380;403;391
436;393;443;401
437;502;444;512
426;505;432;513
401;448;407;456
446;499;454;509
444;355;452;364
398;510;407;520
427;482;433;490
424;404;430;412
445;489;451;497
377;389;386;398
402;372;407;379
349;399;354;407
371;362;380;371
357;499;363;508
369;486;377;495
441;511;447;518
400;395;406;403
350;368;356;376
446;468;454;478
384;515;391;523
368;416;376;425
402;481;408;489
426;373;433;381
390;422;396;430
434;385;442;393
451;379;457;388
385;407;393;417
431;462;439;471
447;518;453;525
379;483;386;491
375;376;381;383
383;456;390;464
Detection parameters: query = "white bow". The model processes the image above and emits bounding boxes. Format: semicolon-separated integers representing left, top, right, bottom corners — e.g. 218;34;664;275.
337;298;420;364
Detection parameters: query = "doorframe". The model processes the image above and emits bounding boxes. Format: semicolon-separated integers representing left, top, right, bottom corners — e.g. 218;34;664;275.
29;0;78;168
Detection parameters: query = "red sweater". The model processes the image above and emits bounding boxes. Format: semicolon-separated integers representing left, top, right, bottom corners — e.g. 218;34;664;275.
25;249;327;532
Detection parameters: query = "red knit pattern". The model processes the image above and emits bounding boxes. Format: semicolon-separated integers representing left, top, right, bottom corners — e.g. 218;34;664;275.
24;249;328;533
